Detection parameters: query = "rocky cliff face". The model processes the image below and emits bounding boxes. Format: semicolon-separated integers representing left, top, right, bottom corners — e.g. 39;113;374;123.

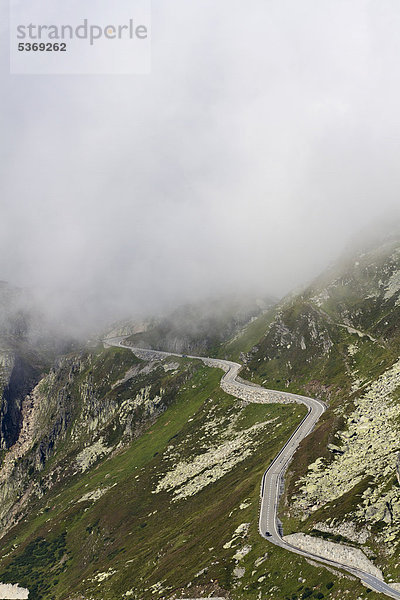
0;355;40;450
0;350;17;448
0;282;76;452
0;345;199;538
125;296;274;356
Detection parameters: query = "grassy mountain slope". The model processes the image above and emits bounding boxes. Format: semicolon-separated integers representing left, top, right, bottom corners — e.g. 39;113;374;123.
3;233;400;599
229;232;400;583
0;343;381;600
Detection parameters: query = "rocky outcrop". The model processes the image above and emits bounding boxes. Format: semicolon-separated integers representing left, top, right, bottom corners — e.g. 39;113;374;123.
293;358;400;520
0;582;29;599
154;417;276;501
0;353;40;450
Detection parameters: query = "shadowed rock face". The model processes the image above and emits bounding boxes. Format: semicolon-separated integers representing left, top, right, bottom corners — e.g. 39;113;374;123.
0;356;40;450
125;296;274;356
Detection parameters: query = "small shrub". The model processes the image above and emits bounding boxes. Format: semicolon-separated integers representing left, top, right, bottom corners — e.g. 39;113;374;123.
326;582;334;589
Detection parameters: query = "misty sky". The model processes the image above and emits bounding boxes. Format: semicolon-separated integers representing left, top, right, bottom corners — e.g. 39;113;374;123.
1;0;400;325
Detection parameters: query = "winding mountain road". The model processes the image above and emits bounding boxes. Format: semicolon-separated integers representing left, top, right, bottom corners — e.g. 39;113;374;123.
105;337;400;599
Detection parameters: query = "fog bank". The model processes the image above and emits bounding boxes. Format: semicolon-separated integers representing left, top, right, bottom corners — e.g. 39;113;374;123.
1;1;400;329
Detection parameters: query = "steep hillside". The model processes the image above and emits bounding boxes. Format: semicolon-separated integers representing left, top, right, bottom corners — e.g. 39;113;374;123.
0;344;380;600
0;282;76;454
243;237;400;398
3;234;400;599
0;345;194;538
234;232;400;584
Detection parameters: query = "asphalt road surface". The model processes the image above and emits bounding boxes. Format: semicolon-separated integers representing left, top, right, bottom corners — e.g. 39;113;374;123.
104;337;400;599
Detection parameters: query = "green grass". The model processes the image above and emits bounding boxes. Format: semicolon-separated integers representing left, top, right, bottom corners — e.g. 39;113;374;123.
0;361;384;600
219;308;276;361
0;534;68;600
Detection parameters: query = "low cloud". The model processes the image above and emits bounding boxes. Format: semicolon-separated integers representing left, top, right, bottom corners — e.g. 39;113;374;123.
1;0;400;331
